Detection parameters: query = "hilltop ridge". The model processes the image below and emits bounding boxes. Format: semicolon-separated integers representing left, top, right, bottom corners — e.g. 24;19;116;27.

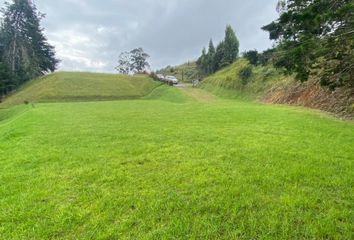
0;72;161;107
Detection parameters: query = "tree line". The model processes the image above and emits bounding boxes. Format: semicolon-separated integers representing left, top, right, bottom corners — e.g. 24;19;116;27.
196;25;240;76
262;0;354;89
198;1;353;92
0;0;58;98
258;0;353;90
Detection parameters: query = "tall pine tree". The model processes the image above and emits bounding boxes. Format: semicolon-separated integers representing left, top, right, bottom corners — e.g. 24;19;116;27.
197;25;240;75
0;0;58;88
214;41;226;71
197;47;208;75
222;25;239;66
206;39;216;74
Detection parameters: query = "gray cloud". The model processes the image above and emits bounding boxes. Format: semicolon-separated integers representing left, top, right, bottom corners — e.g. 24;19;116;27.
1;0;279;72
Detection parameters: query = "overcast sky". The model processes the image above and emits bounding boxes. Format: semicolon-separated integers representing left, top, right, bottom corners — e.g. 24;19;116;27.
1;0;279;72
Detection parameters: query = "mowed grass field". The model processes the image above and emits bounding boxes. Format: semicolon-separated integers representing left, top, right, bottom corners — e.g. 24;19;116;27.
0;75;353;239
0;72;161;107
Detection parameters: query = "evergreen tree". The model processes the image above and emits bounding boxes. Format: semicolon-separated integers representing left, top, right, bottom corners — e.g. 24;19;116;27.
222;25;239;66
0;0;58;87
206;39;216;74
197;47;208;75
196;25;240;76
214;41;227;71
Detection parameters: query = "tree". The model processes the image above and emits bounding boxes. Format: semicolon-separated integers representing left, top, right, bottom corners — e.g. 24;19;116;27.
222;25;239;66
196;47;208;75
206;39;216;74
214;41;227;71
0;62;11;97
262;0;354;89
0;0;58;86
243;50;259;65
115;52;131;74
116;48;150;74
130;48;150;73
196;25;240;75
258;48;276;66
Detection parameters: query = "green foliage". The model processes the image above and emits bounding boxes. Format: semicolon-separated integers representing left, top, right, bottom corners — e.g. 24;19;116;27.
262;0;354;89
115;52;131;74
0;61;12;96
239;65;253;85
243;50;259;65
214;41;227;71
0;86;353;239
258;48;276;66
206;39;216;73
196;47;208;75
0;0;58;90
130;48;150;73
116;48;150;74
223;25;239;65
200;59;291;98
197;25;240;76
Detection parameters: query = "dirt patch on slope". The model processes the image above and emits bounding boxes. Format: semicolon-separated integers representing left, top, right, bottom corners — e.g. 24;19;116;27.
262;80;354;119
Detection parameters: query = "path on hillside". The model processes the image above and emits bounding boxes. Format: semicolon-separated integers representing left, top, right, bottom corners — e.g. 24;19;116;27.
176;84;218;103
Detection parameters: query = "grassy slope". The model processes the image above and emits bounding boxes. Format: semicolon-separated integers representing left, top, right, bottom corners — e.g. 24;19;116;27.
158;61;199;83
0;72;161;107
0;85;353;239
200;60;354;118
200;59;292;100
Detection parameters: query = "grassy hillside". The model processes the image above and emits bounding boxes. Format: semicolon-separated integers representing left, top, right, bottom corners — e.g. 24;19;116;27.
0;72;161;107
200;59;291;99
0;85;353;239
200;59;354;118
158;61;199;82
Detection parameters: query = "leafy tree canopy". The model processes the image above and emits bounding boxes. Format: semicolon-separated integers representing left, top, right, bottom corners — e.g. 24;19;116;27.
262;0;354;89
116;48;150;74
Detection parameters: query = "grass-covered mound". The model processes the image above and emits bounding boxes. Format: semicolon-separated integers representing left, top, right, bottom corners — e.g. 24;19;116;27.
0;86;353;239
0;72;161;107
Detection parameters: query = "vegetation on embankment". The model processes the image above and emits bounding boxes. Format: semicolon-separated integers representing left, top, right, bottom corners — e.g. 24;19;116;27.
0;72;161;107
200;59;354;118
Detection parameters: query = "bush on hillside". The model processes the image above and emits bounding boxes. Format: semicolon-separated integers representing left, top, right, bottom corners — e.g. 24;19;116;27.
243;50;259;66
239;66;253;85
260;68;277;81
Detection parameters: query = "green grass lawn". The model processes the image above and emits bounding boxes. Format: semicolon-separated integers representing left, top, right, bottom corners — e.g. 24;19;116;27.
0;84;353;239
0;72;161;107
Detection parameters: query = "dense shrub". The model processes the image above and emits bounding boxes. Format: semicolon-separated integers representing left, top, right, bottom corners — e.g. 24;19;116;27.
239;66;253;85
243;50;259;66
